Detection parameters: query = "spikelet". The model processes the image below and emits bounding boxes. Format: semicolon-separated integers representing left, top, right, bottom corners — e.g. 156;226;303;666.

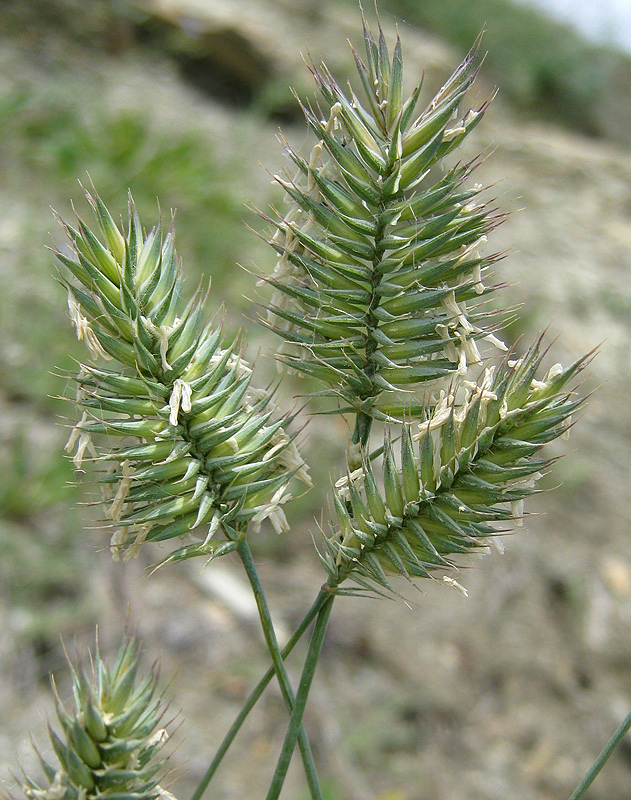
260;14;501;420
320;339;591;596
19;639;171;800
56;190;309;565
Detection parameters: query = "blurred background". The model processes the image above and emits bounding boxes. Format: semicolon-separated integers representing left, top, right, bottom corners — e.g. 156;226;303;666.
1;1;631;799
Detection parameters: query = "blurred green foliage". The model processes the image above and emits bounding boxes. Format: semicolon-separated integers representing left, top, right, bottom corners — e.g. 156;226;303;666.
0;427;98;643
0;87;249;284
0;429;73;521
0;87;258;409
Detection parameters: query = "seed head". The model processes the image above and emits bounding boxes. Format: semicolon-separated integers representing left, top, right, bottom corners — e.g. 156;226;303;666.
260;20;500;421
18;639;172;800
319;339;590;597
55;191;309;565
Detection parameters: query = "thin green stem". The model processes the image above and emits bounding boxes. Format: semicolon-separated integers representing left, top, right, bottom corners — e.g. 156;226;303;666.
189;589;330;800
568;711;631;800
265;595;335;800
235;538;323;800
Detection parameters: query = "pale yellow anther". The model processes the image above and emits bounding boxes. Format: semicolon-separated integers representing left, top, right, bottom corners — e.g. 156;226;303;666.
457;345;468;376
65;411;97;469
142;315;179;371
442;291;474;335
443;576;469;597
109;460;135;522
326;103;342;135
511;499;524;527
413;390;456;437
308;142;324;191
464;366;497;398
31;771;67;800
270;429;312;486
546;363;564;381
76;367;89;403
456;330;482;367
147;728;169;748
64;412;85;454
443;124;466;141
123;523;151;561
67;288;110;361
473;264;484;294
436;322;459;362
484;332;509;352
464;108;481;125
335;466;365;500
493;536;506;554
169;379;192;426
251;486;292;534
109;527;127;562
454;234;488;267
563;416;572;440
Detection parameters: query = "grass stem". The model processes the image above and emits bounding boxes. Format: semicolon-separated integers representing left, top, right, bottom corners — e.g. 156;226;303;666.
264;595;335;800
567;711;631;800
189;589;330;800
236;538;323;800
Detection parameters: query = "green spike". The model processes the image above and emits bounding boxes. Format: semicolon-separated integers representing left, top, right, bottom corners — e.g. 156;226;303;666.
532;352;591;401
122;493;196;524
136;223;163;289
362;13;380;92
278;181;366;241
93;328;138;366
440;410;456;469
383;439;404;518
418;427;436;494
338;107;386;172
193;491;216;527
166;299;204;362
308;168;374;221
386;35;403;128
89;191;126;263
401;426;420;503
399;129;445;190
64;744;96;791
352;45;385;125
399;80;422;133
381;540;410;578
460;395;481;451
363;551;392;589
47;725;72;771
69;721;101;769
76;218;120;286
376;19;391;94
83;696;108;743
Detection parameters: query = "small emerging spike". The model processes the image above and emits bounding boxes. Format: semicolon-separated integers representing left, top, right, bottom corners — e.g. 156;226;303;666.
20;638;170;800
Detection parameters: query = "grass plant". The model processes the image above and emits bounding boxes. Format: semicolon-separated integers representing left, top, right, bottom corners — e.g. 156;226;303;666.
7;9;627;800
